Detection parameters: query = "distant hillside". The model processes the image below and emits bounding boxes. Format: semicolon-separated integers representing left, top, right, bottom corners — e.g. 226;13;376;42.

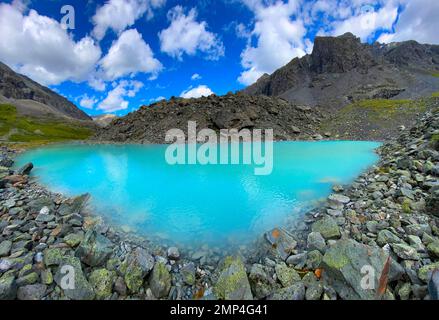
242;33;439;109
0;61;91;121
92;114;118;127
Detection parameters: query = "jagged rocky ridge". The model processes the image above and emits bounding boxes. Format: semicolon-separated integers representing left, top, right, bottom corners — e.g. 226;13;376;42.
242;33;439;109
2;104;439;300
94;93;326;143
0;61;91;121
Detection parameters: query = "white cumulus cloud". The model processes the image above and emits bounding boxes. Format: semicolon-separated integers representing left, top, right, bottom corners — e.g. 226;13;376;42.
191;73;202;80
159;6;224;60
79;95;98;109
0;2;101;86
238;0;310;85
97;80;144;112
377;0;439;44
100;29;162;81
180;85;214;98
92;0;166;40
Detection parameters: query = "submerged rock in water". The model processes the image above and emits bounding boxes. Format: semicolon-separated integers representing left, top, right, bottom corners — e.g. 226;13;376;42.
213;256;253;300
321;239;389;300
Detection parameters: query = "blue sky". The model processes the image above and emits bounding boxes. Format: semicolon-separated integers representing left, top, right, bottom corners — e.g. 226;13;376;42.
0;0;438;116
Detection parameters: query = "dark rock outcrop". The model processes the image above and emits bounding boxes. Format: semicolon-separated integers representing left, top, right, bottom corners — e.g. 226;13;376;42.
242;33;439;108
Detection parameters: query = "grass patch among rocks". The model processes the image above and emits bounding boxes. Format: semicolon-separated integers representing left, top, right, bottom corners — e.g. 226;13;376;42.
319;98;433;140
0;104;94;146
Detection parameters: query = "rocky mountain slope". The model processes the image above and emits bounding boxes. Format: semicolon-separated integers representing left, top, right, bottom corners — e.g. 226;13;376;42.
0;61;91;121
242;33;439;109
94;93;326;143
92;114;118;128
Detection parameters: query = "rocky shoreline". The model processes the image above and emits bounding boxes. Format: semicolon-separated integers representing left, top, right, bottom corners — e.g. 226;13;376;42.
2;107;439;300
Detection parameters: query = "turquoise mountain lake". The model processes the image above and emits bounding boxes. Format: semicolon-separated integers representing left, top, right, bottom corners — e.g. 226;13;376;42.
16;141;380;247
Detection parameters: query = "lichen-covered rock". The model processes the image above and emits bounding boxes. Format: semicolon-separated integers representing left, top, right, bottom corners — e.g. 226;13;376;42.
249;264;275;299
120;247;154;293
149;262;172;299
213;256;253;300
75;230;113;267
64;233;84;248
321;239;389;300
0;240;12;257
377;230;402;247
427;241;439;258
418;262;439;282
0;275;17;299
43;248;66;267
181;262;196;286
312;217;341;240
275;263;301;287
268;282;305;300
54;256;95;300
89;268;115;300
391;243;420;260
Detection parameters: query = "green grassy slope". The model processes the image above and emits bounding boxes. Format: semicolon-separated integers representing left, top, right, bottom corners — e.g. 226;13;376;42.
0;104;94;147
320;98;436;141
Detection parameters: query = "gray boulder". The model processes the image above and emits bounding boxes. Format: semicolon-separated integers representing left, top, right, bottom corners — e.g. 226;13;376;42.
312;217;341;240
121;247;155;293
75;229;113;267
16;162;33;175
213;256;253;300
17;284;47;300
149;262;172;299
0;275;17;299
321;239;389;300
54;256;95;300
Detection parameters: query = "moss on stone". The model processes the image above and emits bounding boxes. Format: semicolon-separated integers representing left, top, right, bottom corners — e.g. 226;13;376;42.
89;268;115;300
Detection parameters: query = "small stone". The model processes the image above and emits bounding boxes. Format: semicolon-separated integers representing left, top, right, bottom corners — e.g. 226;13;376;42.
312;217;341;240
286;253;307;268
167;247;180;260
43;248;65;266
275;263;301;287
64;233;84;247
114;276;127;296
181;262;196;286
391;243;420;260
268;282;305;300
427;241;439;258
0;240;12;257
17;284;46;300
307;232;326;253
377;230;402;247
41;269;53;285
